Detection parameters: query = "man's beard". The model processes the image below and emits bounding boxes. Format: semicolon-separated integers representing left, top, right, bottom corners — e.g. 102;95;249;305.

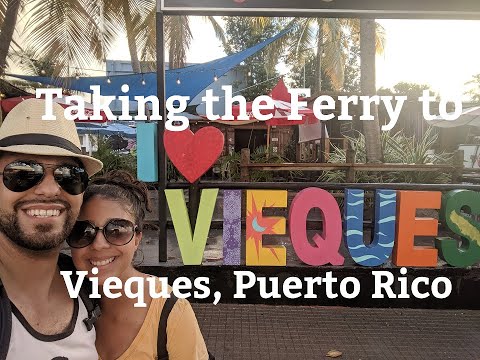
0;200;76;251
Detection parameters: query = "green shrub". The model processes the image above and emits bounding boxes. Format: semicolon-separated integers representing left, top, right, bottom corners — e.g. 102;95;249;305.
91;136;137;177
320;127;453;184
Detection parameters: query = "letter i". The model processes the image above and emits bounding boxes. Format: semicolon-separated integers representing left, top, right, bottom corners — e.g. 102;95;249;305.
223;190;241;265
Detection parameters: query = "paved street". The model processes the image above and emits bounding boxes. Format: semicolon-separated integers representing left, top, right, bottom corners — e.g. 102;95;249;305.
193;304;480;360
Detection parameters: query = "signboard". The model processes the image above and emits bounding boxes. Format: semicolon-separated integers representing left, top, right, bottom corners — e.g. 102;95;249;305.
159;0;480;19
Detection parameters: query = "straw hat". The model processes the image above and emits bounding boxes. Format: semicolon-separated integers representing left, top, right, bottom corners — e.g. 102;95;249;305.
0;98;103;176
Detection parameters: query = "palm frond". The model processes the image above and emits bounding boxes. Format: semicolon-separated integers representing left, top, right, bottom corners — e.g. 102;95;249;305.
23;0;105;74
374;22;386;55
0;0;7;25
203;16;226;48
165;15;192;68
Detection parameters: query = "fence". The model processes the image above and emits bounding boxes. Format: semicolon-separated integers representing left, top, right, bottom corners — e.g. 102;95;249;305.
240;148;468;183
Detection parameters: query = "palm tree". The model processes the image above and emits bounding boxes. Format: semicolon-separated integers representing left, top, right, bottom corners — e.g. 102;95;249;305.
100;0;155;73
23;1;114;76
0;0;113;76
251;17;385;93
0;0;22;74
138;11;226;69
0;1;154;76
252;17;385;163
360;19;383;163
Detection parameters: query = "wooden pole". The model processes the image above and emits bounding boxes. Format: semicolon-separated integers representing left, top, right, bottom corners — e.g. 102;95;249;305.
0;100;3;126
346;142;356;183
188;181;200;228
240;148;251;182
452;149;464;184
266;125;270;159
156;8;168;262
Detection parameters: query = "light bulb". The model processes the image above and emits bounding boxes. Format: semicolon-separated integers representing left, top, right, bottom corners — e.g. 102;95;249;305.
141;79;146;85
176;78;181;85
107;78;111;84
214;75;218;81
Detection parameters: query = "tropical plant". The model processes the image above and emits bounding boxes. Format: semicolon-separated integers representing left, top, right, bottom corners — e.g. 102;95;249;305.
167;158;184;182
465;73;480;103
250;145;301;182
92;136;137;177
218;151;241;181
320;127;453;184
218;146;301;182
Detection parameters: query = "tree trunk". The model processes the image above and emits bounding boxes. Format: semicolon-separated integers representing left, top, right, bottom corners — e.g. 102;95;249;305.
315;19;324;94
122;1;141;73
168;41;175;70
0;0;21;75
360;18;383;163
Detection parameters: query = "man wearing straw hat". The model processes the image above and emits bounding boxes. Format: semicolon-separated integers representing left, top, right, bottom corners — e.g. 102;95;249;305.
0;99;103;359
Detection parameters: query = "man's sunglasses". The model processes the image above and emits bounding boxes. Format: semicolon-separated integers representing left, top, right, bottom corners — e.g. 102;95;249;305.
0;161;88;195
67;219;139;249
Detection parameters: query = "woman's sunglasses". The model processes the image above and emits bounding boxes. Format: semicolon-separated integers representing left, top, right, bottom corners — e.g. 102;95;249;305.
67;219;139;249
0;161;89;195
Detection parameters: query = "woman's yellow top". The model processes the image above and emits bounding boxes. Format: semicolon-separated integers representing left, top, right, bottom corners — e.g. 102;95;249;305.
99;292;209;360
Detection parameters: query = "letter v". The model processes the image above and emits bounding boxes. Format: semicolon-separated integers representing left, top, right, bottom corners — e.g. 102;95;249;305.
60;270;88;298
165;189;219;265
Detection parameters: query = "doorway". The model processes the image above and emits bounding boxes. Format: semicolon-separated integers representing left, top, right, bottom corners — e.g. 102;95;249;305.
234;129;267;153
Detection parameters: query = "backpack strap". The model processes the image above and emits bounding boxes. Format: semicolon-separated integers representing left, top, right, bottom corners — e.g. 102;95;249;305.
0;280;12;360
57;253;101;331
0;254;101;360
157;294;178;360
156;295;215;360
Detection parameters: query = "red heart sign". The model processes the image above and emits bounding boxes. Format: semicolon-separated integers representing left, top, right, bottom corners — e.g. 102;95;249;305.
164;127;225;183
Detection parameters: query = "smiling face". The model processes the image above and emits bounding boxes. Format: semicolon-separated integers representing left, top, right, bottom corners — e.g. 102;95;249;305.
0;153;83;251
70;196;141;284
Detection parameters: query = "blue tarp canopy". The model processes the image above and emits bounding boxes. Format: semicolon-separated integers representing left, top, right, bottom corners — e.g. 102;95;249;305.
8;30;287;102
76;122;136;139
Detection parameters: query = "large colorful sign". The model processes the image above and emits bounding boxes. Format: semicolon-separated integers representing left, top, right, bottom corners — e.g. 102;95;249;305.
159;0;480;19
164;187;480;268
138;125;480;269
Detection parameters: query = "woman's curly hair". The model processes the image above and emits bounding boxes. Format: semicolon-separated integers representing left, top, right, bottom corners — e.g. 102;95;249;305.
84;170;152;231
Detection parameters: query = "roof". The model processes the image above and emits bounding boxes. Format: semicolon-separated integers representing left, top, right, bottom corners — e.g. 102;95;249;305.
0;79;32;98
7;29;289;102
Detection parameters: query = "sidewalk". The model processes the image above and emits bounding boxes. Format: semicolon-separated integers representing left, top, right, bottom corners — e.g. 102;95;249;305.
192;304;480;360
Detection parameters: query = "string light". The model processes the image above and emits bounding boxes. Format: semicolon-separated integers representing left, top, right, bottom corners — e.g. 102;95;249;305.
247;70;252;77
213;74;218;81
40;69;46;75
75;67;80;80
107;77;111;84
176;77;181;85
141;74;146;85
15;31;363;81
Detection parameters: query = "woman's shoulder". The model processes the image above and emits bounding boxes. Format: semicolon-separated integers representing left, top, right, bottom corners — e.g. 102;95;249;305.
143;276;196;325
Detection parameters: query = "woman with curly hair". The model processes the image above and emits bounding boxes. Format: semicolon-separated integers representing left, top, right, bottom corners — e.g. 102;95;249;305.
68;170;209;360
